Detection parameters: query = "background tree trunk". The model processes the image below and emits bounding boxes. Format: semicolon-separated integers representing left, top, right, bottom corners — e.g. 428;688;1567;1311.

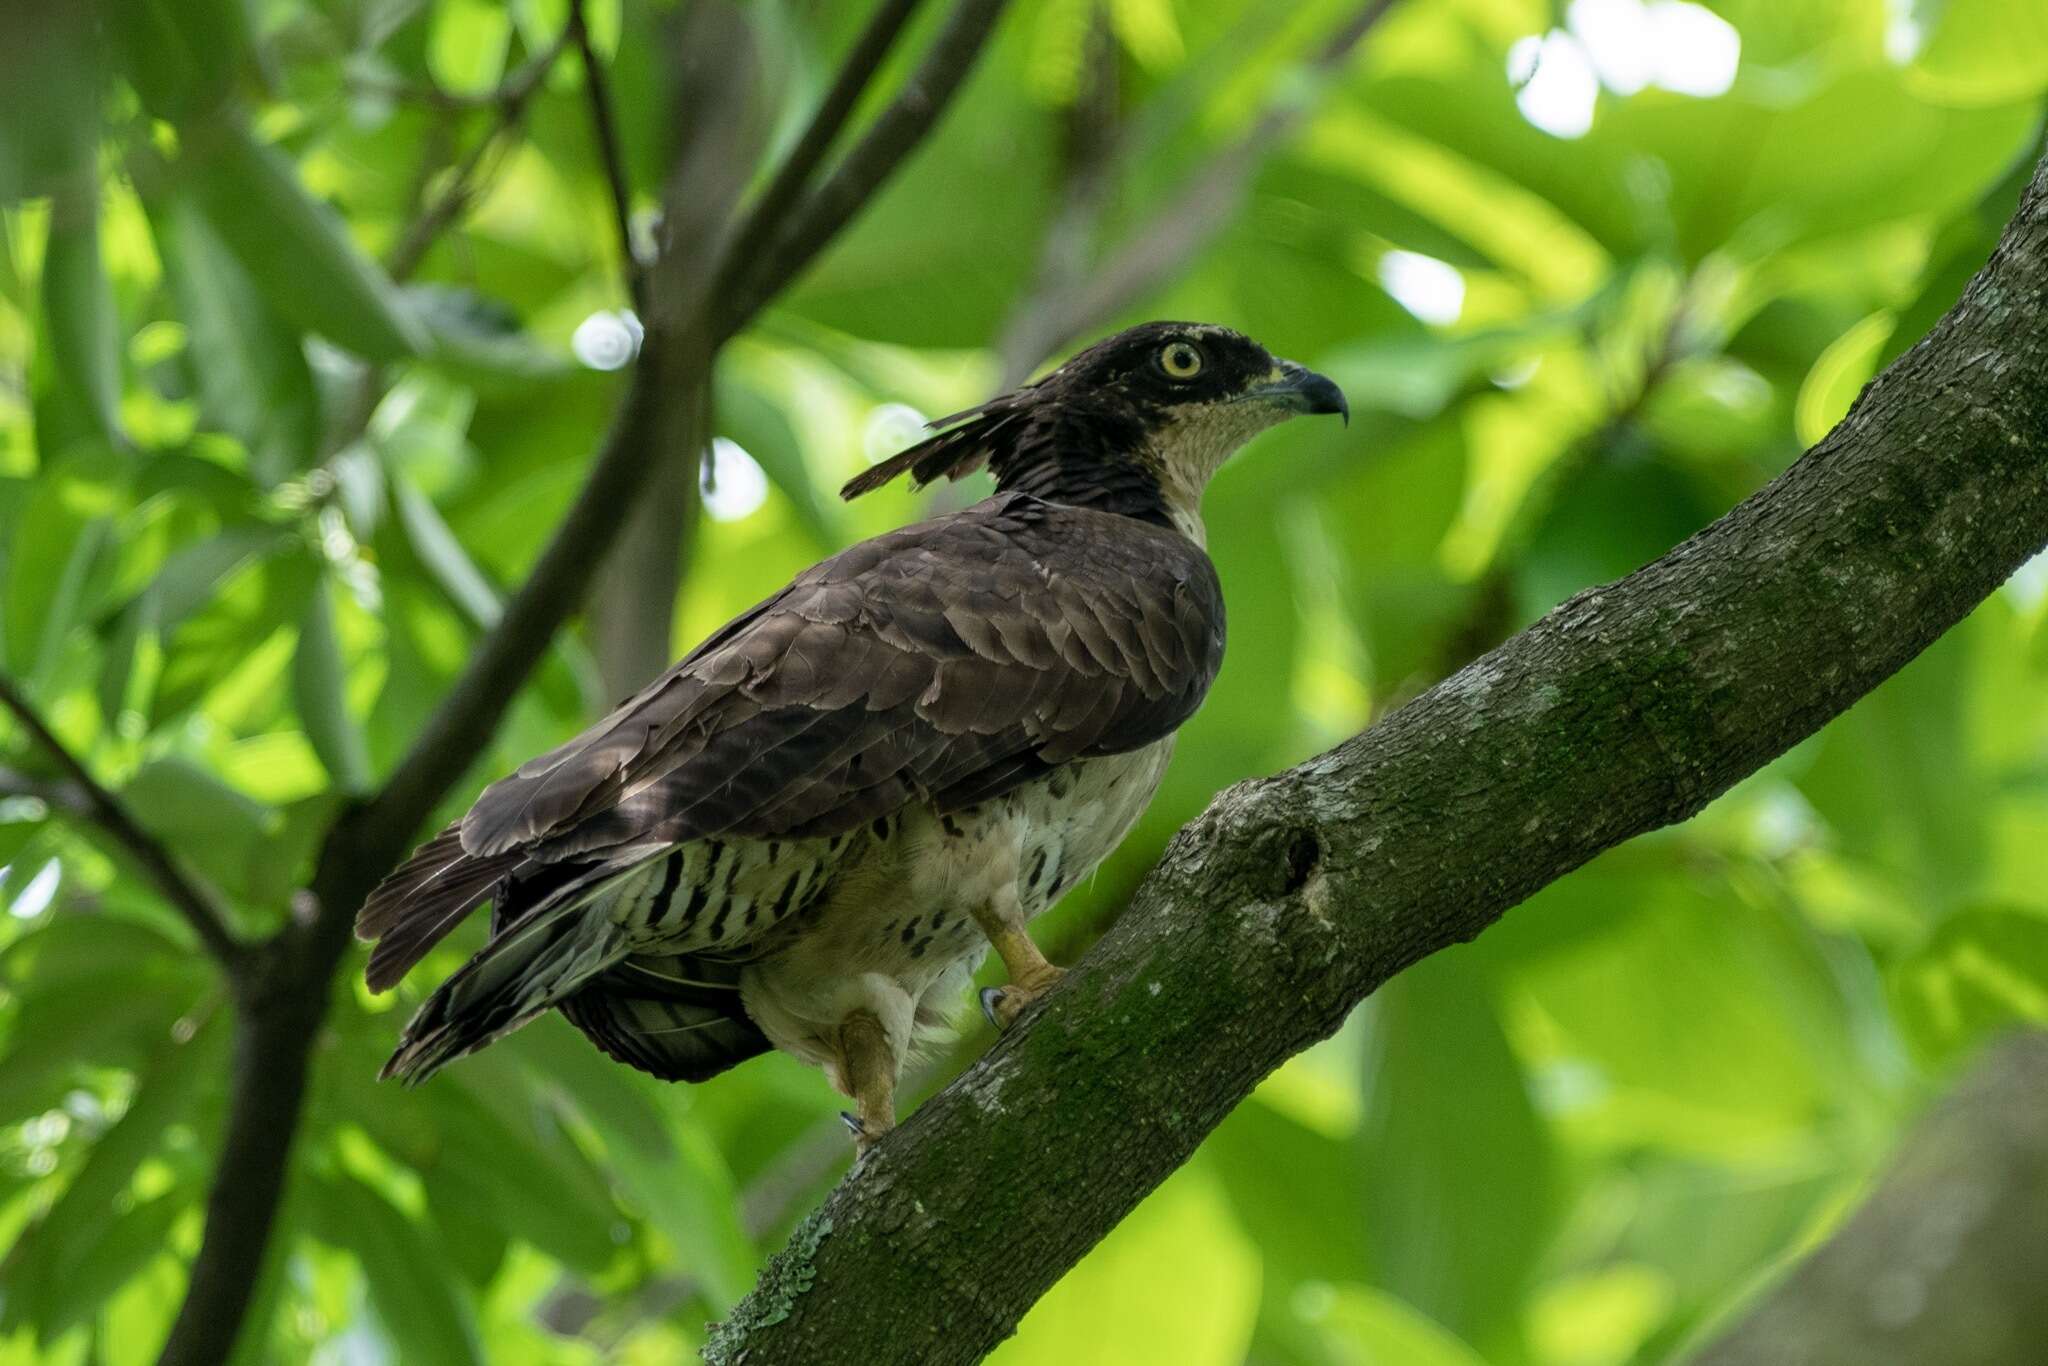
1688;1029;2048;1366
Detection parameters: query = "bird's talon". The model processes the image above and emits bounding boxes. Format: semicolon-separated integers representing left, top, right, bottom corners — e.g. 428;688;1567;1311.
980;967;1066;1031
839;1111;868;1142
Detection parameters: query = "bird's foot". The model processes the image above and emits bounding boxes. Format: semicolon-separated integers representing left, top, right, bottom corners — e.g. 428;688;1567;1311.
839;1110;893;1155
978;965;1067;1031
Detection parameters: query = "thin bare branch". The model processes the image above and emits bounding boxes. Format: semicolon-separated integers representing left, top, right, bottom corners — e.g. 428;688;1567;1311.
707;0;925;317
999;0;1400;374
346;29;574;112
569;0;646;308
713;0;1013;337
0;674;243;968
383;29;572;281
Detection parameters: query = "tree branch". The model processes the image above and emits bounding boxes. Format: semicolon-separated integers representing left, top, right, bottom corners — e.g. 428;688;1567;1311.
706;143;2048;1364
383;28;571;282
569;0;645;310
997;0;1398;378
1689;1031;2048;1366
712;0;1012;337
706;0;925;319
0;673;244;970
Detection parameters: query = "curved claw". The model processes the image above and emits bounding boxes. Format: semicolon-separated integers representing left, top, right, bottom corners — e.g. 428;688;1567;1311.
979;986;1008;1031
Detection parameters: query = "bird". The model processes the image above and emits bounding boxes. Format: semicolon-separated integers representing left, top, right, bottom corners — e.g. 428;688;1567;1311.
355;321;1347;1148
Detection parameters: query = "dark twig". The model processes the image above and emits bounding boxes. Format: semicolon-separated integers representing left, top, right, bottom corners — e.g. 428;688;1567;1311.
999;0;1399;373
714;0;1013;336
0;674;244;969
707;0;925;316
383;30;571;282
347;30;574;112
569;0;646;308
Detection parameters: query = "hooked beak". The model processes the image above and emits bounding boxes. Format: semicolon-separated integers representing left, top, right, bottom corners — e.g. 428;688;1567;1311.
1246;360;1349;425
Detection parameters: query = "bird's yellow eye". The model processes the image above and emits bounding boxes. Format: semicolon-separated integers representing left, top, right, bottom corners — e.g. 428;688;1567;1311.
1159;341;1204;380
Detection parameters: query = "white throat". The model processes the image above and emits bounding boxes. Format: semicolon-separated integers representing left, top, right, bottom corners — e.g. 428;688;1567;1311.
1146;402;1290;547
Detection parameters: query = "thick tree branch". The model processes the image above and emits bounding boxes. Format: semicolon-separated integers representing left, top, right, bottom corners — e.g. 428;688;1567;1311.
1690;1031;2048;1366
0;674;243;969
713;0;1012;337
706;145;2048;1364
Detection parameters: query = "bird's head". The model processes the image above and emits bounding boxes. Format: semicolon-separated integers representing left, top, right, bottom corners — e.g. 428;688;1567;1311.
841;322;1347;540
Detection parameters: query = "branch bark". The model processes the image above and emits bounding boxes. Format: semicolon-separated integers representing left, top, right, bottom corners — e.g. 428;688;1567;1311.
704;144;2048;1365
1689;1031;2048;1366
0;674;243;970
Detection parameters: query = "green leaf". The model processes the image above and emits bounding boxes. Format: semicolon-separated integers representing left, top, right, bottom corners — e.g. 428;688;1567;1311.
1891;905;2048;1062
41;1191;192;1338
103;0;251;123
392;475;502;628
422;1171;511;1289
109;525;285;633
716;372;841;551
293;575;373;793
428;0;513;95
5;1014;225;1337
410;284;570;391
0;4;99;200
40;182;124;443
1794;310;1893;447
1908;0;2048;107
1359;954;1555;1363
180;120;424;362
606;1118;756;1310
306;1174;484;1366
120;754;276;903
1000;1162;1259;1366
149;192;320;484
17;514;113;690
506;1015;672;1158
1313;1285;1491;1366
0;921;208;1125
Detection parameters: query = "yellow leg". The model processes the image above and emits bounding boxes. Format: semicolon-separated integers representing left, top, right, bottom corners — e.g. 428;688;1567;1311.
970;892;1066;1030
836;1010;896;1153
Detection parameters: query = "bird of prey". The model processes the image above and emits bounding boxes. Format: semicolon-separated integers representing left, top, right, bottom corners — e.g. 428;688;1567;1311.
357;321;1346;1147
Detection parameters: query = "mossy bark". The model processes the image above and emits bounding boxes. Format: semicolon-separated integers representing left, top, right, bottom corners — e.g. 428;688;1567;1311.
706;144;2048;1366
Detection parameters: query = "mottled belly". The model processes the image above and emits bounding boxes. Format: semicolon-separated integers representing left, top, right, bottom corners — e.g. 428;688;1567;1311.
739;739;1175;1063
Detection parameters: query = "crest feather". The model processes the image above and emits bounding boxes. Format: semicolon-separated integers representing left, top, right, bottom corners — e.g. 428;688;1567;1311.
840;391;1039;500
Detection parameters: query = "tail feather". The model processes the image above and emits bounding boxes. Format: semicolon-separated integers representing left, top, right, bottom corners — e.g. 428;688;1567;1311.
381;888;635;1084
562;952;771;1082
358;825;523;992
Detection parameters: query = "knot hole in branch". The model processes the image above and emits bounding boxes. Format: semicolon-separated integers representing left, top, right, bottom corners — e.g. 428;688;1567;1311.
1282;828;1322;895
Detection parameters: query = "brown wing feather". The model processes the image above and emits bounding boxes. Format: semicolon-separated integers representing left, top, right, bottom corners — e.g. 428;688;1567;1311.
359;492;1223;981
457;493;1223;861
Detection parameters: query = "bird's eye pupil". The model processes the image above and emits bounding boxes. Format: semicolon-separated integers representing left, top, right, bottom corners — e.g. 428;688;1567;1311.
1160;342;1203;379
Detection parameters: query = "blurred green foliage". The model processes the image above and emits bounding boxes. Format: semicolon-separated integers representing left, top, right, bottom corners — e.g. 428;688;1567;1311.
1;0;2046;1361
